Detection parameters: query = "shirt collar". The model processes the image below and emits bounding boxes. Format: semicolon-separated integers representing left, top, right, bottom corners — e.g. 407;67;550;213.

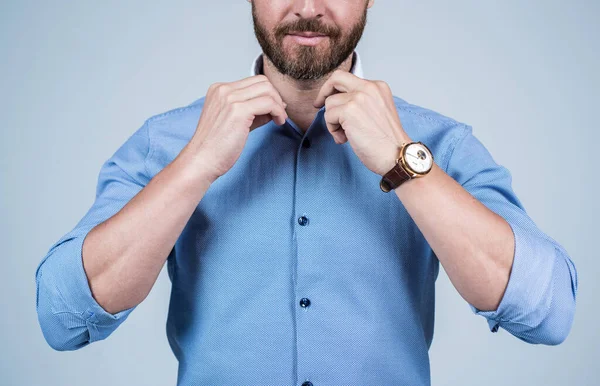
250;50;364;79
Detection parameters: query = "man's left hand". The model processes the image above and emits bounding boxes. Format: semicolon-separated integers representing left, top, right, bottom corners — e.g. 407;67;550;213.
313;70;412;177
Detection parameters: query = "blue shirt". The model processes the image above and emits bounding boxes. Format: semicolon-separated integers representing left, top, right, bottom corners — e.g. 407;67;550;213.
35;50;578;385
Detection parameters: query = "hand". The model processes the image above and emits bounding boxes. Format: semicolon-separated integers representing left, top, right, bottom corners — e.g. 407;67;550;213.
188;75;288;181
313;70;412;176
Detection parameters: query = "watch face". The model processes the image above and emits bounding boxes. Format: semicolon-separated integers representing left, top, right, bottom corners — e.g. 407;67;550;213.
403;143;433;174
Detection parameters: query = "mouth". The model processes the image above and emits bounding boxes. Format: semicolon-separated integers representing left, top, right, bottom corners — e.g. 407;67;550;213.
288;31;328;37
286;31;329;46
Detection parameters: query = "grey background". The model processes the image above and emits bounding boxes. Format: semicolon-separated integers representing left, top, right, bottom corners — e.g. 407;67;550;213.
1;0;597;385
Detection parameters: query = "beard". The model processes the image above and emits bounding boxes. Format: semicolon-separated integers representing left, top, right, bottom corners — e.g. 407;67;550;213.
251;3;368;80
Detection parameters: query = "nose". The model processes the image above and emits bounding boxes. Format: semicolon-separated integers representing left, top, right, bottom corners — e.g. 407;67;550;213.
291;0;325;19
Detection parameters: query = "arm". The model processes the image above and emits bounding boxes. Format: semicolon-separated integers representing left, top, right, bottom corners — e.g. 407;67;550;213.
392;124;578;345
34;119;216;351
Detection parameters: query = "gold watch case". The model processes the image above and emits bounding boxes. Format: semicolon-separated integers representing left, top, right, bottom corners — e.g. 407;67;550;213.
397;141;434;176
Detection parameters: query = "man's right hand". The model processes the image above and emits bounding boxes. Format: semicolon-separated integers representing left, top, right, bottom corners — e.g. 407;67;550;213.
188;75;288;182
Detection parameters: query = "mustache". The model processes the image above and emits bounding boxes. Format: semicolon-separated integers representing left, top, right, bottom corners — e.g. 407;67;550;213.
276;19;341;39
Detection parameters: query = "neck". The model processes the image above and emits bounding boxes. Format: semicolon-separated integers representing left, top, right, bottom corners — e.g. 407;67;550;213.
262;53;355;133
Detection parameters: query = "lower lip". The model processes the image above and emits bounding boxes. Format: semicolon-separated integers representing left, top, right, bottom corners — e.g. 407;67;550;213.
287;34;329;46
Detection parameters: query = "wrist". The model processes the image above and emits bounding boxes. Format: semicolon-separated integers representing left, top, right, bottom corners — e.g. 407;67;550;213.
177;143;220;185
377;135;412;177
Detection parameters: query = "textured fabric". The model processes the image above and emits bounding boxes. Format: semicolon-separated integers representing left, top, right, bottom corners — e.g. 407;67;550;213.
35;50;578;385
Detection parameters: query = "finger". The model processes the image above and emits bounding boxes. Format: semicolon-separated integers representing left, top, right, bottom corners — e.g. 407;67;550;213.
210;75;269;98
239;95;288;130
313;70;360;108
323;105;348;144
323;92;352;111
231;74;272;90
229;80;286;110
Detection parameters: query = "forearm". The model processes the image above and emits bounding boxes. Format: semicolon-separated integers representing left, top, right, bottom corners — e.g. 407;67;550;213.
82;142;217;314
393;161;515;311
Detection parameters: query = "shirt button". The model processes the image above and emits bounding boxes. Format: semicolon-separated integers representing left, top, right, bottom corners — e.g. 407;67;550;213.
302;138;311;148
299;298;311;308
301;382;313;386
298;215;309;226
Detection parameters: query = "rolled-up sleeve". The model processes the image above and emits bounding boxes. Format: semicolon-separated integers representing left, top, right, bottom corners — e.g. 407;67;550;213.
35;120;152;351
444;124;578;345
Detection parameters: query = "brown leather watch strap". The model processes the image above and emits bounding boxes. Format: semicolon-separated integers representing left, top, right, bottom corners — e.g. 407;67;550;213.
380;162;411;192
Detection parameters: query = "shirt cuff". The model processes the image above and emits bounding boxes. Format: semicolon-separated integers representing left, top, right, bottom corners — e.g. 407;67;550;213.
42;228;136;343
469;220;555;332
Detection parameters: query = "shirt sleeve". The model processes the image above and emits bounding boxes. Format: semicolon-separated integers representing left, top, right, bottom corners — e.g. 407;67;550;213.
444;124;578;345
34;120;152;351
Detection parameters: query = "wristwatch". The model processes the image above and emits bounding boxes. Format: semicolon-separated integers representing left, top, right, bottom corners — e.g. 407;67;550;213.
379;141;434;192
